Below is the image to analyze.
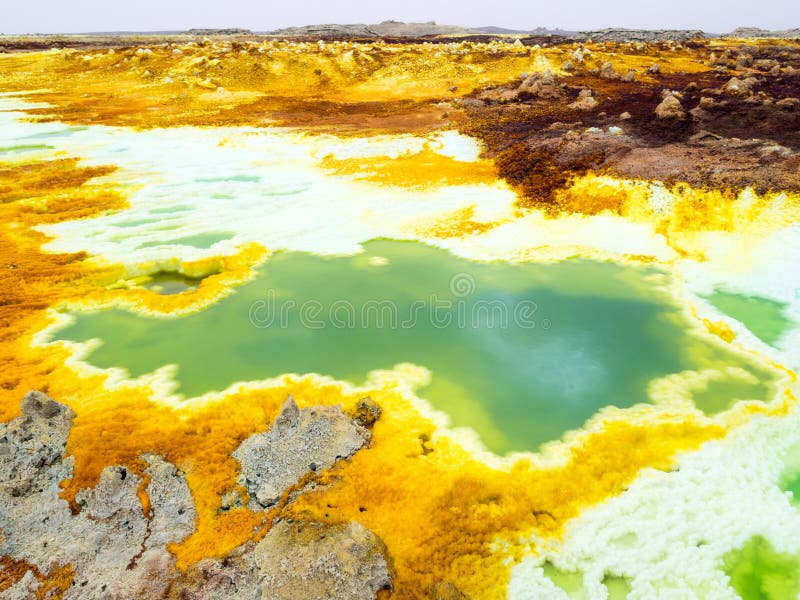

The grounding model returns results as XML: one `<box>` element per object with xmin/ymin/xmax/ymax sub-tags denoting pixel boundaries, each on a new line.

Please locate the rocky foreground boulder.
<box><xmin>0</xmin><ymin>391</ymin><xmax>390</xmax><ymax>599</ymax></box>
<box><xmin>233</xmin><ymin>395</ymin><xmax>371</xmax><ymax>509</ymax></box>
<box><xmin>0</xmin><ymin>391</ymin><xmax>195</xmax><ymax>599</ymax></box>
<box><xmin>255</xmin><ymin>520</ymin><xmax>392</xmax><ymax>599</ymax></box>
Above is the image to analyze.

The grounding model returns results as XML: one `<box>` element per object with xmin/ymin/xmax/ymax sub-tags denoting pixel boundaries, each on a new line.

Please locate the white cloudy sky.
<box><xmin>1</xmin><ymin>0</ymin><xmax>796</xmax><ymax>34</ymax></box>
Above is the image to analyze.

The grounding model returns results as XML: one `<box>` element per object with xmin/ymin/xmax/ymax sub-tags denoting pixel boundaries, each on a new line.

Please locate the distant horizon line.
<box><xmin>0</xmin><ymin>20</ymin><xmax>798</xmax><ymax>37</ymax></box>
<box><xmin>5</xmin><ymin>24</ymin><xmax>800</xmax><ymax>37</ymax></box>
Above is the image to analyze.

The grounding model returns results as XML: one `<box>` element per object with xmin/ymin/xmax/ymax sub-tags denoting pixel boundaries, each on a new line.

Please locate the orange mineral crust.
<box><xmin>44</xmin><ymin>367</ymin><xmax>726</xmax><ymax>598</ymax></box>
<box><xmin>0</xmin><ymin>156</ymin><xmax>265</xmax><ymax>419</ymax></box>
<box><xmin>0</xmin><ymin>152</ymin><xmax>732</xmax><ymax>597</ymax></box>
<box><xmin>0</xmin><ymin>555</ymin><xmax>74</xmax><ymax>599</ymax></box>
<box><xmin>1</xmin><ymin>35</ymin><xmax>799</xmax><ymax>599</ymax></box>
<box><xmin>0</xmin><ymin>38</ymin><xmax>743</xmax><ymax>133</ymax></box>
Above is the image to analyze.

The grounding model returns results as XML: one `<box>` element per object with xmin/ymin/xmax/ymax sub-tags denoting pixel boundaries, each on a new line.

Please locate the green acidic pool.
<box><xmin>705</xmin><ymin>289</ymin><xmax>792</xmax><ymax>346</ymax></box>
<box><xmin>54</xmin><ymin>240</ymin><xmax>776</xmax><ymax>454</ymax></box>
<box><xmin>0</xmin><ymin>143</ymin><xmax>53</xmax><ymax>154</ymax></box>
<box><xmin>541</xmin><ymin>563</ymin><xmax>631</xmax><ymax>599</ymax></box>
<box><xmin>144</xmin><ymin>272</ymin><xmax>204</xmax><ymax>295</ymax></box>
<box><xmin>139</xmin><ymin>232</ymin><xmax>233</xmax><ymax>249</ymax></box>
<box><xmin>724</xmin><ymin>536</ymin><xmax>800</xmax><ymax>600</ymax></box>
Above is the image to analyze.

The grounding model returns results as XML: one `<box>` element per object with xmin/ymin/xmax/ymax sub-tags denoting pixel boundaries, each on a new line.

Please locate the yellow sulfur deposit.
<box><xmin>1</xmin><ymin>34</ymin><xmax>800</xmax><ymax>600</ymax></box>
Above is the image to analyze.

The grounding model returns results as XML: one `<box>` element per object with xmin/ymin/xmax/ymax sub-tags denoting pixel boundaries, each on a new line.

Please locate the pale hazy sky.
<box><xmin>1</xmin><ymin>0</ymin><xmax>796</xmax><ymax>35</ymax></box>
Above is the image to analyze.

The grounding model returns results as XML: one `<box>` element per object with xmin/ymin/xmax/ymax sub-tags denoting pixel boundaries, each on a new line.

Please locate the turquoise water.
<box><xmin>54</xmin><ymin>240</ymin><xmax>775</xmax><ymax>454</ymax></box>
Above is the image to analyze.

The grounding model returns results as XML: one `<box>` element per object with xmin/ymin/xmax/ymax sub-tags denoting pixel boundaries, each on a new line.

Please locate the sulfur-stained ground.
<box><xmin>1</xmin><ymin>33</ymin><xmax>799</xmax><ymax>599</ymax></box>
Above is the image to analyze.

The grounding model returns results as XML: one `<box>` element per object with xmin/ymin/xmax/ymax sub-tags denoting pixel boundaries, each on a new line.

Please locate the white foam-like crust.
<box><xmin>681</xmin><ymin>221</ymin><xmax>800</xmax><ymax>368</ymax></box>
<box><xmin>5</xmin><ymin>93</ymin><xmax>796</xmax><ymax>435</ymax></box>
<box><xmin>23</xmin><ymin>124</ymin><xmax>517</xmax><ymax>259</ymax></box>
<box><xmin>509</xmin><ymin>394</ymin><xmax>800</xmax><ymax>599</ymax></box>
<box><xmin>7</xmin><ymin>93</ymin><xmax>796</xmax><ymax>374</ymax></box>
<box><xmin>6</xmin><ymin>95</ymin><xmax>800</xmax><ymax>597</ymax></box>
<box><xmin>0</xmin><ymin>96</ymin><xmax>676</xmax><ymax>267</ymax></box>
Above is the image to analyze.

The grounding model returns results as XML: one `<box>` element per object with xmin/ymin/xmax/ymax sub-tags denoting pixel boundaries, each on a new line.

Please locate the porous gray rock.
<box><xmin>142</xmin><ymin>454</ymin><xmax>198</xmax><ymax>549</ymax></box>
<box><xmin>2</xmin><ymin>392</ymin><xmax>390</xmax><ymax>600</ymax></box>
<box><xmin>0</xmin><ymin>390</ymin><xmax>75</xmax><ymax>498</ymax></box>
<box><xmin>0</xmin><ymin>391</ymin><xmax>196</xmax><ymax>600</ymax></box>
<box><xmin>573</xmin><ymin>29</ymin><xmax>706</xmax><ymax>42</ymax></box>
<box><xmin>233</xmin><ymin>396</ymin><xmax>370</xmax><ymax>509</ymax></box>
<box><xmin>254</xmin><ymin>520</ymin><xmax>393</xmax><ymax>600</ymax></box>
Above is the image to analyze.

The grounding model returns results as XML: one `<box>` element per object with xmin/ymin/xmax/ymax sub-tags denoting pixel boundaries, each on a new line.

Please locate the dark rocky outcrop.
<box><xmin>267</xmin><ymin>20</ymin><xmax>471</xmax><ymax>39</ymax></box>
<box><xmin>727</xmin><ymin>27</ymin><xmax>800</xmax><ymax>39</ymax></box>
<box><xmin>459</xmin><ymin>42</ymin><xmax>800</xmax><ymax>211</ymax></box>
<box><xmin>574</xmin><ymin>28</ymin><xmax>707</xmax><ymax>42</ymax></box>
<box><xmin>185</xmin><ymin>29</ymin><xmax>252</xmax><ymax>36</ymax></box>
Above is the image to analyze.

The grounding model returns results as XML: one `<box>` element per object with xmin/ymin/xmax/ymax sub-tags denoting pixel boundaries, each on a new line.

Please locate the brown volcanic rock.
<box><xmin>254</xmin><ymin>520</ymin><xmax>393</xmax><ymax>600</ymax></box>
<box><xmin>428</xmin><ymin>581</ymin><xmax>471</xmax><ymax>599</ymax></box>
<box><xmin>608</xmin><ymin>138</ymin><xmax>800</xmax><ymax>192</ymax></box>
<box><xmin>167</xmin><ymin>543</ymin><xmax>261</xmax><ymax>600</ymax></box>
<box><xmin>655</xmin><ymin>94</ymin><xmax>686</xmax><ymax>119</ymax></box>
<box><xmin>517</xmin><ymin>71</ymin><xmax>565</xmax><ymax>100</ymax></box>
<box><xmin>170</xmin><ymin>519</ymin><xmax>394</xmax><ymax>600</ymax></box>
<box><xmin>459</xmin><ymin>45</ymin><xmax>800</xmax><ymax>211</ymax></box>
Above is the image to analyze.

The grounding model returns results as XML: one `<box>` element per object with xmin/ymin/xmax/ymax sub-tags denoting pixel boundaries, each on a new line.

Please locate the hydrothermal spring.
<box><xmin>53</xmin><ymin>239</ymin><xmax>777</xmax><ymax>454</ymax></box>
<box><xmin>2</xmin><ymin>84</ymin><xmax>800</xmax><ymax>599</ymax></box>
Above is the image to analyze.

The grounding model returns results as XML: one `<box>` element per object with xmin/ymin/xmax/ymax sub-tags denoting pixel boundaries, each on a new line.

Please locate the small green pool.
<box><xmin>705</xmin><ymin>289</ymin><xmax>792</xmax><ymax>346</ymax></box>
<box><xmin>724</xmin><ymin>536</ymin><xmax>800</xmax><ymax>600</ymax></box>
<box><xmin>54</xmin><ymin>240</ymin><xmax>776</xmax><ymax>454</ymax></box>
